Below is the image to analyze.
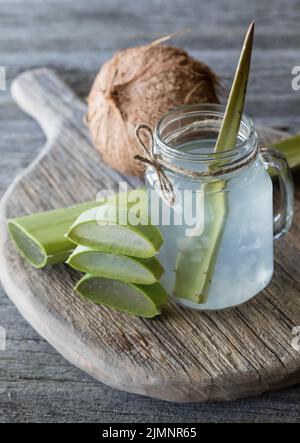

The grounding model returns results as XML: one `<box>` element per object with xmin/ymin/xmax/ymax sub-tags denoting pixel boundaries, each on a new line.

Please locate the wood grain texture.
<box><xmin>0</xmin><ymin>67</ymin><xmax>299</xmax><ymax>405</ymax></box>
<box><xmin>0</xmin><ymin>0</ymin><xmax>300</xmax><ymax>422</ymax></box>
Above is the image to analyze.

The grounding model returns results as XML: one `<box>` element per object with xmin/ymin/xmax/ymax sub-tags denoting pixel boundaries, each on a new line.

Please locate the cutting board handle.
<box><xmin>11</xmin><ymin>68</ymin><xmax>87</xmax><ymax>139</ymax></box>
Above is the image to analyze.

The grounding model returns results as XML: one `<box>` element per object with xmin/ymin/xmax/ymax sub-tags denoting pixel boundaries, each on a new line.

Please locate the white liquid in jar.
<box><xmin>146</xmin><ymin>139</ymin><xmax>273</xmax><ymax>310</ymax></box>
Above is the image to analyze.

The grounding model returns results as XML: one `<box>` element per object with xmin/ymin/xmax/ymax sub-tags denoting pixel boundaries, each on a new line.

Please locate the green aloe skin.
<box><xmin>7</xmin><ymin>189</ymin><xmax>150</xmax><ymax>268</ymax></box>
<box><xmin>67</xmin><ymin>202</ymin><xmax>168</xmax><ymax>316</ymax></box>
<box><xmin>67</xmin><ymin>245</ymin><xmax>164</xmax><ymax>285</ymax></box>
<box><xmin>175</xmin><ymin>22</ymin><xmax>255</xmax><ymax>304</ymax></box>
<box><xmin>66</xmin><ymin>204</ymin><xmax>163</xmax><ymax>259</ymax></box>
<box><xmin>75</xmin><ymin>275</ymin><xmax>168</xmax><ymax>318</ymax></box>
<box><xmin>214</xmin><ymin>22</ymin><xmax>255</xmax><ymax>152</ymax></box>
<box><xmin>274</xmin><ymin>134</ymin><xmax>300</xmax><ymax>170</ymax></box>
<box><xmin>8</xmin><ymin>189</ymin><xmax>169</xmax><ymax>317</ymax></box>
<box><xmin>8</xmin><ymin>200</ymin><xmax>101</xmax><ymax>268</ymax></box>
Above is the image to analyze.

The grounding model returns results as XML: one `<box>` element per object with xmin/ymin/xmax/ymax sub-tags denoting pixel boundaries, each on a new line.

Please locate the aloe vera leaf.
<box><xmin>7</xmin><ymin>188</ymin><xmax>148</xmax><ymax>268</ymax></box>
<box><xmin>67</xmin><ymin>245</ymin><xmax>164</xmax><ymax>285</ymax></box>
<box><xmin>215</xmin><ymin>21</ymin><xmax>255</xmax><ymax>151</ymax></box>
<box><xmin>75</xmin><ymin>275</ymin><xmax>168</xmax><ymax>318</ymax></box>
<box><xmin>175</xmin><ymin>181</ymin><xmax>227</xmax><ymax>302</ymax></box>
<box><xmin>273</xmin><ymin>134</ymin><xmax>300</xmax><ymax>169</ymax></box>
<box><xmin>174</xmin><ymin>23</ymin><xmax>254</xmax><ymax>303</ymax></box>
<box><xmin>67</xmin><ymin>205</ymin><xmax>163</xmax><ymax>258</ymax></box>
<box><xmin>8</xmin><ymin>200</ymin><xmax>101</xmax><ymax>268</ymax></box>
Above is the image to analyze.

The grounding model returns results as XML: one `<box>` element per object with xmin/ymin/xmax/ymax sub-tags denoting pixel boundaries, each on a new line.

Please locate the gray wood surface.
<box><xmin>0</xmin><ymin>0</ymin><xmax>300</xmax><ymax>423</ymax></box>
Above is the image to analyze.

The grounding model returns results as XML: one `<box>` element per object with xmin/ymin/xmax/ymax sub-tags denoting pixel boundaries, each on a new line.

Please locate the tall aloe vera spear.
<box><xmin>175</xmin><ymin>22</ymin><xmax>255</xmax><ymax>303</ymax></box>
<box><xmin>215</xmin><ymin>22</ymin><xmax>255</xmax><ymax>151</ymax></box>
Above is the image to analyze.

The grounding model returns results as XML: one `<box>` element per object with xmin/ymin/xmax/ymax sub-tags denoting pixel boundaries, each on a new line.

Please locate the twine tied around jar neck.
<box><xmin>134</xmin><ymin>124</ymin><xmax>176</xmax><ymax>205</ymax></box>
<box><xmin>134</xmin><ymin>124</ymin><xmax>260</xmax><ymax>206</ymax></box>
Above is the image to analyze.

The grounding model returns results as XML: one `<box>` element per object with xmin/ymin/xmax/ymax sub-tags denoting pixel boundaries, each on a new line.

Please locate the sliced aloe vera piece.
<box><xmin>174</xmin><ymin>23</ymin><xmax>254</xmax><ymax>303</ymax></box>
<box><xmin>75</xmin><ymin>275</ymin><xmax>168</xmax><ymax>318</ymax></box>
<box><xmin>7</xmin><ymin>200</ymin><xmax>100</xmax><ymax>268</ymax></box>
<box><xmin>67</xmin><ymin>206</ymin><xmax>163</xmax><ymax>258</ymax></box>
<box><xmin>67</xmin><ymin>245</ymin><xmax>164</xmax><ymax>284</ymax></box>
<box><xmin>8</xmin><ymin>189</ymin><xmax>148</xmax><ymax>268</ymax></box>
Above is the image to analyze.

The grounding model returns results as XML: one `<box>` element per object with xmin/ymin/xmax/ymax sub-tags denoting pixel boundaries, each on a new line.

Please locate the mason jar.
<box><xmin>145</xmin><ymin>104</ymin><xmax>294</xmax><ymax>310</ymax></box>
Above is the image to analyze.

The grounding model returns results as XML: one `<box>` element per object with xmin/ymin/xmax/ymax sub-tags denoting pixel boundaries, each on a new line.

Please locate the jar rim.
<box><xmin>154</xmin><ymin>103</ymin><xmax>257</xmax><ymax>165</ymax></box>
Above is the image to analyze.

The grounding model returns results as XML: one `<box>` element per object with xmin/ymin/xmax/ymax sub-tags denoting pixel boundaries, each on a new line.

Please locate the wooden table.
<box><xmin>0</xmin><ymin>0</ymin><xmax>299</xmax><ymax>423</ymax></box>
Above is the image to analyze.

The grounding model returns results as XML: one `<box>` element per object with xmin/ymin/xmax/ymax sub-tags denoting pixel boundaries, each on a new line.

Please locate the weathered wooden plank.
<box><xmin>1</xmin><ymin>373</ymin><xmax>299</xmax><ymax>423</ymax></box>
<box><xmin>1</xmin><ymin>0</ymin><xmax>300</xmax><ymax>52</ymax></box>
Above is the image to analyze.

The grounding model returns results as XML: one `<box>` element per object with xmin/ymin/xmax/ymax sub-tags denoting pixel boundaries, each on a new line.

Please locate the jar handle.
<box><xmin>259</xmin><ymin>147</ymin><xmax>294</xmax><ymax>240</ymax></box>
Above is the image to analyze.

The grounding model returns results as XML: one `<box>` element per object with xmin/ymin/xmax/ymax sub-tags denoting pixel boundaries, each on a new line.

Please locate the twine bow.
<box><xmin>135</xmin><ymin>123</ymin><xmax>260</xmax><ymax>206</ymax></box>
<box><xmin>134</xmin><ymin>124</ymin><xmax>175</xmax><ymax>205</ymax></box>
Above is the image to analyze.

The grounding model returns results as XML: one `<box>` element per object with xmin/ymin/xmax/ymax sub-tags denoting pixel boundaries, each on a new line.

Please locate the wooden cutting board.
<box><xmin>0</xmin><ymin>68</ymin><xmax>300</xmax><ymax>403</ymax></box>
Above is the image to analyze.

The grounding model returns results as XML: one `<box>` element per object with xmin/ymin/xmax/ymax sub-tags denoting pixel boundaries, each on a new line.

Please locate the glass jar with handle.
<box><xmin>144</xmin><ymin>104</ymin><xmax>294</xmax><ymax>310</ymax></box>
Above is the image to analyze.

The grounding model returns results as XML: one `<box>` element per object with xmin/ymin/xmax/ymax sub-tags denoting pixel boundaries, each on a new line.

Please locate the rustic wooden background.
<box><xmin>0</xmin><ymin>0</ymin><xmax>300</xmax><ymax>423</ymax></box>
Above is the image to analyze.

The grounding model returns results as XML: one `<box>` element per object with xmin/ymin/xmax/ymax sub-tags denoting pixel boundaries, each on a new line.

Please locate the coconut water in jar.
<box><xmin>145</xmin><ymin>104</ymin><xmax>293</xmax><ymax>310</ymax></box>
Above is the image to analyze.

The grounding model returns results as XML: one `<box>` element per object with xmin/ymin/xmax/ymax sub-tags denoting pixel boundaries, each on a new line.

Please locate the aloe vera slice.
<box><xmin>174</xmin><ymin>23</ymin><xmax>254</xmax><ymax>303</ymax></box>
<box><xmin>67</xmin><ymin>206</ymin><xmax>163</xmax><ymax>258</ymax></box>
<box><xmin>8</xmin><ymin>189</ymin><xmax>149</xmax><ymax>268</ymax></box>
<box><xmin>67</xmin><ymin>245</ymin><xmax>164</xmax><ymax>284</ymax></box>
<box><xmin>7</xmin><ymin>200</ymin><xmax>100</xmax><ymax>268</ymax></box>
<box><xmin>75</xmin><ymin>275</ymin><xmax>168</xmax><ymax>318</ymax></box>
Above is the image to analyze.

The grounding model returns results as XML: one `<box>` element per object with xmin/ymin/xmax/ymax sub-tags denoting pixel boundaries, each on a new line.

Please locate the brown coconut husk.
<box><xmin>86</xmin><ymin>42</ymin><xmax>221</xmax><ymax>176</ymax></box>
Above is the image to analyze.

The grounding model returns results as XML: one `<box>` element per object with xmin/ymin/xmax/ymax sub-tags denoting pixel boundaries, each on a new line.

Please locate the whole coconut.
<box><xmin>87</xmin><ymin>43</ymin><xmax>220</xmax><ymax>176</ymax></box>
